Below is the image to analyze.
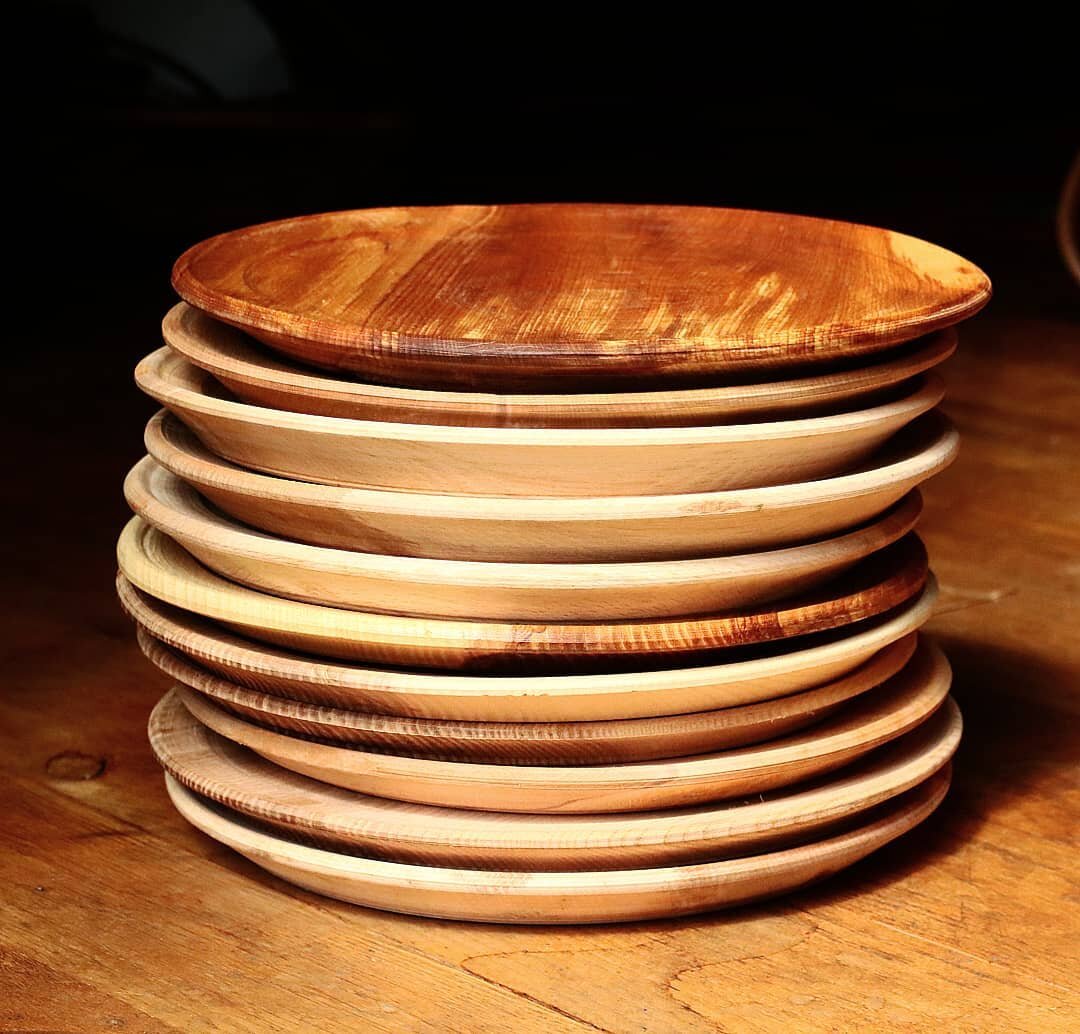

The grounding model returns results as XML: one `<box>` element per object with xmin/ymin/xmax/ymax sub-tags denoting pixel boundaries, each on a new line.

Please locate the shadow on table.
<box><xmin>405</xmin><ymin>633</ymin><xmax>1077</xmax><ymax>937</ymax></box>
<box><xmin>606</xmin><ymin>632</ymin><xmax>1078</xmax><ymax>937</ymax></box>
<box><xmin>203</xmin><ymin>634</ymin><xmax>1077</xmax><ymax>939</ymax></box>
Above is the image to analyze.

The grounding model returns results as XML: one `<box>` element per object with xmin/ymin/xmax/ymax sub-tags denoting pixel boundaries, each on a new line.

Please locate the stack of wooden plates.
<box><xmin>119</xmin><ymin>204</ymin><xmax>989</xmax><ymax>923</ymax></box>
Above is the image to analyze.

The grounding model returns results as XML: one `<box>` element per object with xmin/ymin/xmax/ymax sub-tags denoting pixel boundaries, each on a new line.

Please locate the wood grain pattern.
<box><xmin>118</xmin><ymin>575</ymin><xmax>937</xmax><ymax>720</ymax></box>
<box><xmin>146</xmin><ymin>408</ymin><xmax>958</xmax><ymax>561</ymax></box>
<box><xmin>163</xmin><ymin>767</ymin><xmax>952</xmax><ymax>922</ymax></box>
<box><xmin>6</xmin><ymin>302</ymin><xmax>1075</xmax><ymax>1032</ymax></box>
<box><xmin>116</xmin><ymin>519</ymin><xmax>929</xmax><ymax>672</ymax></box>
<box><xmin>163</xmin><ymin>302</ymin><xmax>958</xmax><ymax>427</ymax></box>
<box><xmin>125</xmin><ymin>457</ymin><xmax>921</xmax><ymax>621</ymax></box>
<box><xmin>139</xmin><ymin>628</ymin><xmax>917</xmax><ymax>763</ymax></box>
<box><xmin>170</xmin><ymin>638</ymin><xmax>951</xmax><ymax>812</ymax></box>
<box><xmin>149</xmin><ymin>690</ymin><xmax>960</xmax><ymax>869</ymax></box>
<box><xmin>170</xmin><ymin>204</ymin><xmax>990</xmax><ymax>390</ymax></box>
<box><xmin>136</xmin><ymin>347</ymin><xmax>944</xmax><ymax>496</ymax></box>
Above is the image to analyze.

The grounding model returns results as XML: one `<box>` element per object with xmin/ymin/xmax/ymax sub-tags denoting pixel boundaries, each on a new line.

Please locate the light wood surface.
<box><xmin>125</xmin><ymin>457</ymin><xmax>921</xmax><ymax>621</ymax></box>
<box><xmin>117</xmin><ymin>519</ymin><xmax>928</xmax><ymax>672</ymax></box>
<box><xmin>6</xmin><ymin>305</ymin><xmax>1077</xmax><ymax>1030</ymax></box>
<box><xmin>171</xmin><ymin>638</ymin><xmax>951</xmax><ymax>812</ymax></box>
<box><xmin>118</xmin><ymin>576</ymin><xmax>937</xmax><ymax>720</ymax></box>
<box><xmin>163</xmin><ymin>302</ymin><xmax>958</xmax><ymax>427</ymax></box>
<box><xmin>139</xmin><ymin>629</ymin><xmax>917</xmax><ymax>762</ymax></box>
<box><xmin>163</xmin><ymin>767</ymin><xmax>952</xmax><ymax>922</ymax></box>
<box><xmin>136</xmin><ymin>347</ymin><xmax>943</xmax><ymax>496</ymax></box>
<box><xmin>146</xmin><ymin>408</ymin><xmax>958</xmax><ymax>561</ymax></box>
<box><xmin>170</xmin><ymin>204</ymin><xmax>990</xmax><ymax>389</ymax></box>
<box><xmin>150</xmin><ymin>690</ymin><xmax>960</xmax><ymax>869</ymax></box>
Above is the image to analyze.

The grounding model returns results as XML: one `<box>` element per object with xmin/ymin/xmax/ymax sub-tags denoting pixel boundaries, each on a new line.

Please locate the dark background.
<box><xmin>12</xmin><ymin>1</ymin><xmax>1079</xmax><ymax>577</ymax></box>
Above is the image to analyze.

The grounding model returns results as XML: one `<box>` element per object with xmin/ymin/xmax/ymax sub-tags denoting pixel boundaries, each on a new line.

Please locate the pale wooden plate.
<box><xmin>145</xmin><ymin>409</ymin><xmax>957</xmax><ymax>562</ymax></box>
<box><xmin>116</xmin><ymin>519</ymin><xmax>928</xmax><ymax>672</ymax></box>
<box><xmin>163</xmin><ymin>302</ymin><xmax>957</xmax><ymax>427</ymax></box>
<box><xmin>163</xmin><ymin>765</ymin><xmax>951</xmax><ymax>921</ymax></box>
<box><xmin>125</xmin><ymin>457</ymin><xmax>921</xmax><ymax>621</ymax></box>
<box><xmin>117</xmin><ymin>575</ymin><xmax>938</xmax><ymax>720</ymax></box>
<box><xmin>170</xmin><ymin>637</ymin><xmax>951</xmax><ymax>812</ymax></box>
<box><xmin>170</xmin><ymin>203</ymin><xmax>989</xmax><ymax>390</ymax></box>
<box><xmin>139</xmin><ymin>629</ymin><xmax>916</xmax><ymax>763</ymax></box>
<box><xmin>135</xmin><ymin>348</ymin><xmax>943</xmax><ymax>496</ymax></box>
<box><xmin>151</xmin><ymin>688</ymin><xmax>960</xmax><ymax>869</ymax></box>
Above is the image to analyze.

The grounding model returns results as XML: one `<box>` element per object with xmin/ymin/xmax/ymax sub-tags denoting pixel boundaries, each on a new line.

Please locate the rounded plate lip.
<box><xmin>124</xmin><ymin>455</ymin><xmax>922</xmax><ymax>588</ymax></box>
<box><xmin>164</xmin><ymin>636</ymin><xmax>952</xmax><ymax>811</ymax></box>
<box><xmin>138</xmin><ymin>627</ymin><xmax>916</xmax><ymax>749</ymax></box>
<box><xmin>162</xmin><ymin>301</ymin><xmax>959</xmax><ymax>425</ymax></box>
<box><xmin>115</xmin><ymin>573</ymin><xmax>940</xmax><ymax>718</ymax></box>
<box><xmin>175</xmin><ymin>638</ymin><xmax>951</xmax><ymax>783</ymax></box>
<box><xmin>149</xmin><ymin>687</ymin><xmax>960</xmax><ymax>860</ymax></box>
<box><xmin>170</xmin><ymin>203</ymin><xmax>990</xmax><ymax>372</ymax></box>
<box><xmin>115</xmin><ymin>517</ymin><xmax>928</xmax><ymax>668</ymax></box>
<box><xmin>144</xmin><ymin>408</ymin><xmax>959</xmax><ymax>521</ymax></box>
<box><xmin>136</xmin><ymin>346</ymin><xmax>946</xmax><ymax>447</ymax></box>
<box><xmin>162</xmin><ymin>764</ymin><xmax>951</xmax><ymax>920</ymax></box>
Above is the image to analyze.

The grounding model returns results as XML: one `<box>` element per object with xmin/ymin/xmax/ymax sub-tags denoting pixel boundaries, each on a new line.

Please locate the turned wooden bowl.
<box><xmin>118</xmin><ymin>575</ymin><xmax>937</xmax><ymax>720</ymax></box>
<box><xmin>163</xmin><ymin>765</ymin><xmax>951</xmax><ymax>921</ymax></box>
<box><xmin>124</xmin><ymin>457</ymin><xmax>920</xmax><ymax>621</ymax></box>
<box><xmin>165</xmin><ymin>637</ymin><xmax>952</xmax><ymax>811</ymax></box>
<box><xmin>135</xmin><ymin>348</ymin><xmax>944</xmax><ymax>497</ymax></box>
<box><xmin>163</xmin><ymin>302</ymin><xmax>958</xmax><ymax>428</ymax></box>
<box><xmin>116</xmin><ymin>518</ymin><xmax>928</xmax><ymax>672</ymax></box>
<box><xmin>170</xmin><ymin>203</ymin><xmax>989</xmax><ymax>391</ymax></box>
<box><xmin>150</xmin><ymin>688</ymin><xmax>960</xmax><ymax>869</ymax></box>
<box><xmin>145</xmin><ymin>409</ymin><xmax>958</xmax><ymax>562</ymax></box>
<box><xmin>140</xmin><ymin>627</ymin><xmax>916</xmax><ymax>763</ymax></box>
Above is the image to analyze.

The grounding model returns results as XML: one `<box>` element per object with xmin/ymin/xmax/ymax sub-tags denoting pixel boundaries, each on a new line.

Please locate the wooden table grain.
<box><xmin>1</xmin><ymin>310</ymin><xmax>1078</xmax><ymax>1032</ymax></box>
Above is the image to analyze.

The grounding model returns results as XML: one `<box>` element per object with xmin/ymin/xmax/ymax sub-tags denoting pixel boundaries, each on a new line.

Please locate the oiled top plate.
<box><xmin>116</xmin><ymin>518</ymin><xmax>928</xmax><ymax>672</ymax></box>
<box><xmin>149</xmin><ymin>687</ymin><xmax>960</xmax><ymax>869</ymax></box>
<box><xmin>164</xmin><ymin>766</ymin><xmax>951</xmax><ymax>922</ymax></box>
<box><xmin>171</xmin><ymin>204</ymin><xmax>990</xmax><ymax>389</ymax></box>
<box><xmin>168</xmin><ymin>637</ymin><xmax>952</xmax><ymax>813</ymax></box>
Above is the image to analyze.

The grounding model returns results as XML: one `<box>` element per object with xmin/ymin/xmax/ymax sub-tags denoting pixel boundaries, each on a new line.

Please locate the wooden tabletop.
<box><xmin>2</xmin><ymin>307</ymin><xmax>1077</xmax><ymax>1031</ymax></box>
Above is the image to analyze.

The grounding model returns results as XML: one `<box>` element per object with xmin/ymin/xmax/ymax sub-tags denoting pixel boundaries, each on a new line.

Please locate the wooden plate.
<box><xmin>169</xmin><ymin>637</ymin><xmax>952</xmax><ymax>812</ymax></box>
<box><xmin>118</xmin><ymin>575</ymin><xmax>937</xmax><ymax>720</ymax></box>
<box><xmin>135</xmin><ymin>348</ymin><xmax>944</xmax><ymax>496</ymax></box>
<box><xmin>163</xmin><ymin>302</ymin><xmax>958</xmax><ymax>427</ymax></box>
<box><xmin>139</xmin><ymin>629</ymin><xmax>917</xmax><ymax>763</ymax></box>
<box><xmin>116</xmin><ymin>519</ymin><xmax>928</xmax><ymax>672</ymax></box>
<box><xmin>146</xmin><ymin>409</ymin><xmax>958</xmax><ymax>562</ymax></box>
<box><xmin>125</xmin><ymin>457</ymin><xmax>920</xmax><ymax>621</ymax></box>
<box><xmin>163</xmin><ymin>766</ymin><xmax>951</xmax><ymax>921</ymax></box>
<box><xmin>150</xmin><ymin>689</ymin><xmax>960</xmax><ymax>868</ymax></box>
<box><xmin>170</xmin><ymin>204</ymin><xmax>989</xmax><ymax>390</ymax></box>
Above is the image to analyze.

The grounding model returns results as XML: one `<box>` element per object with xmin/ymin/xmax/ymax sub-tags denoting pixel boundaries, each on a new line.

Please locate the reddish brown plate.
<box><xmin>172</xmin><ymin>204</ymin><xmax>990</xmax><ymax>389</ymax></box>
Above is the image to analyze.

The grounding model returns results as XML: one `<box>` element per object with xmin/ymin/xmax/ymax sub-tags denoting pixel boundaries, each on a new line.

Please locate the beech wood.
<box><xmin>150</xmin><ymin>690</ymin><xmax>960</xmax><ymax>870</ymax></box>
<box><xmin>163</xmin><ymin>767</ymin><xmax>951</xmax><ymax>921</ymax></box>
<box><xmin>163</xmin><ymin>302</ymin><xmax>958</xmax><ymax>427</ymax></box>
<box><xmin>170</xmin><ymin>638</ymin><xmax>951</xmax><ymax>812</ymax></box>
<box><xmin>140</xmin><ymin>629</ymin><xmax>916</xmax><ymax>763</ymax></box>
<box><xmin>146</xmin><ymin>408</ymin><xmax>958</xmax><ymax>561</ymax></box>
<box><xmin>116</xmin><ymin>519</ymin><xmax>929</xmax><ymax>672</ymax></box>
<box><xmin>117</xmin><ymin>575</ymin><xmax>937</xmax><ymax>720</ymax></box>
<box><xmin>125</xmin><ymin>457</ymin><xmax>920</xmax><ymax>621</ymax></box>
<box><xmin>135</xmin><ymin>348</ymin><xmax>943</xmax><ymax>496</ymax></box>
